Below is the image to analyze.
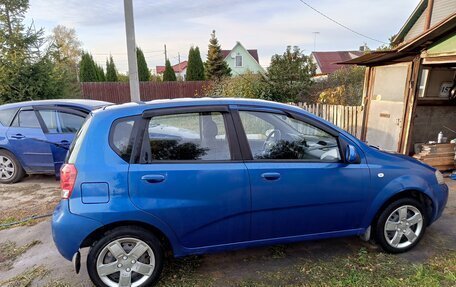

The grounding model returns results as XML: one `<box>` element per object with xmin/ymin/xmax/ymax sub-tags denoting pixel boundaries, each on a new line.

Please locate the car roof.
<box><xmin>0</xmin><ymin>99</ymin><xmax>112</xmax><ymax>111</ymax></box>
<box><xmin>102</xmin><ymin>97</ymin><xmax>306</xmax><ymax>114</ymax></box>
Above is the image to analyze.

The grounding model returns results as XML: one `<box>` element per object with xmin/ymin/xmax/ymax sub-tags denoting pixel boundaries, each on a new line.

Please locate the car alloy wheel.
<box><xmin>0</xmin><ymin>155</ymin><xmax>15</xmax><ymax>180</ymax></box>
<box><xmin>96</xmin><ymin>237</ymin><xmax>155</xmax><ymax>287</ymax></box>
<box><xmin>383</xmin><ymin>205</ymin><xmax>423</xmax><ymax>249</ymax></box>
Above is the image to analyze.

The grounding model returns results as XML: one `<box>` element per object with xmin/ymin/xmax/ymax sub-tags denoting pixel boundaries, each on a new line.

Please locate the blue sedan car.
<box><xmin>0</xmin><ymin>99</ymin><xmax>111</xmax><ymax>183</ymax></box>
<box><xmin>52</xmin><ymin>98</ymin><xmax>448</xmax><ymax>287</ymax></box>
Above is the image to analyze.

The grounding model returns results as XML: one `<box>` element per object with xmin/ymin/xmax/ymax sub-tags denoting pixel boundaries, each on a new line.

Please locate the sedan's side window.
<box><xmin>11</xmin><ymin>110</ymin><xmax>41</xmax><ymax>128</ymax></box>
<box><xmin>145</xmin><ymin>112</ymin><xmax>231</xmax><ymax>161</ymax></box>
<box><xmin>38</xmin><ymin>110</ymin><xmax>86</xmax><ymax>134</ymax></box>
<box><xmin>239</xmin><ymin>111</ymin><xmax>341</xmax><ymax>162</ymax></box>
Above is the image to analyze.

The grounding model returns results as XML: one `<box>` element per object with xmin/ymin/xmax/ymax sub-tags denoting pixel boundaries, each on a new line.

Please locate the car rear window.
<box><xmin>0</xmin><ymin>108</ymin><xmax>18</xmax><ymax>126</ymax></box>
<box><xmin>67</xmin><ymin>115</ymin><xmax>93</xmax><ymax>164</ymax></box>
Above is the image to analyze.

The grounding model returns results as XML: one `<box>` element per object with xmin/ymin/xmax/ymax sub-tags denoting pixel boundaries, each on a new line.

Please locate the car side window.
<box><xmin>0</xmin><ymin>108</ymin><xmax>18</xmax><ymax>126</ymax></box>
<box><xmin>238</xmin><ymin>111</ymin><xmax>341</xmax><ymax>162</ymax></box>
<box><xmin>58</xmin><ymin>111</ymin><xmax>86</xmax><ymax>133</ymax></box>
<box><xmin>144</xmin><ymin>112</ymin><xmax>231</xmax><ymax>161</ymax></box>
<box><xmin>111</xmin><ymin>119</ymin><xmax>135</xmax><ymax>162</ymax></box>
<box><xmin>11</xmin><ymin>110</ymin><xmax>40</xmax><ymax>128</ymax></box>
<box><xmin>38</xmin><ymin>110</ymin><xmax>86</xmax><ymax>134</ymax></box>
<box><xmin>38</xmin><ymin>110</ymin><xmax>59</xmax><ymax>133</ymax></box>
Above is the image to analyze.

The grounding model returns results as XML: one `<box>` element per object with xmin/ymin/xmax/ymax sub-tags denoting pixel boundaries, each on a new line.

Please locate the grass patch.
<box><xmin>0</xmin><ymin>217</ymin><xmax>38</xmax><ymax>231</ymax></box>
<box><xmin>0</xmin><ymin>265</ymin><xmax>48</xmax><ymax>287</ymax></box>
<box><xmin>157</xmin><ymin>256</ymin><xmax>214</xmax><ymax>287</ymax></box>
<box><xmin>0</xmin><ymin>240</ymin><xmax>41</xmax><ymax>270</ymax></box>
<box><xmin>228</xmin><ymin>248</ymin><xmax>456</xmax><ymax>287</ymax></box>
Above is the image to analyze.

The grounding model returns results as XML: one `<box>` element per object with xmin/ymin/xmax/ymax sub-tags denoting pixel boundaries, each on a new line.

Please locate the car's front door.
<box><xmin>233</xmin><ymin>107</ymin><xmax>370</xmax><ymax>240</ymax></box>
<box><xmin>6</xmin><ymin>108</ymin><xmax>54</xmax><ymax>172</ymax></box>
<box><xmin>127</xmin><ymin>106</ymin><xmax>250</xmax><ymax>248</ymax></box>
<box><xmin>34</xmin><ymin>106</ymin><xmax>88</xmax><ymax>175</ymax></box>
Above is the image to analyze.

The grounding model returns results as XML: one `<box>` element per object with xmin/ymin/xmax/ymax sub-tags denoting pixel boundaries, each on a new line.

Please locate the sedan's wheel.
<box><xmin>88</xmin><ymin>227</ymin><xmax>164</xmax><ymax>287</ymax></box>
<box><xmin>375</xmin><ymin>198</ymin><xmax>427</xmax><ymax>253</ymax></box>
<box><xmin>0</xmin><ymin>150</ymin><xmax>25</xmax><ymax>184</ymax></box>
<box><xmin>0</xmin><ymin>155</ymin><xmax>15</xmax><ymax>180</ymax></box>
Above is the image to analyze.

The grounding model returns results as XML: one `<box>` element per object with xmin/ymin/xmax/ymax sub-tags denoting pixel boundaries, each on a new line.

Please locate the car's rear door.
<box><xmin>6</xmin><ymin>107</ymin><xmax>54</xmax><ymax>173</ymax></box>
<box><xmin>34</xmin><ymin>106</ymin><xmax>88</xmax><ymax>174</ymax></box>
<box><xmin>127</xmin><ymin>106</ymin><xmax>251</xmax><ymax>248</ymax></box>
<box><xmin>231</xmin><ymin>106</ymin><xmax>370</xmax><ymax>240</ymax></box>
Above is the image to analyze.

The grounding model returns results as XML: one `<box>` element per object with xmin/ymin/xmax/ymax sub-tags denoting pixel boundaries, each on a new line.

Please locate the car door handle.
<box><xmin>261</xmin><ymin>172</ymin><xmax>281</xmax><ymax>181</ymax></box>
<box><xmin>11</xmin><ymin>134</ymin><xmax>25</xmax><ymax>139</ymax></box>
<box><xmin>141</xmin><ymin>174</ymin><xmax>166</xmax><ymax>183</ymax></box>
<box><xmin>60</xmin><ymin>140</ymin><xmax>70</xmax><ymax>145</ymax></box>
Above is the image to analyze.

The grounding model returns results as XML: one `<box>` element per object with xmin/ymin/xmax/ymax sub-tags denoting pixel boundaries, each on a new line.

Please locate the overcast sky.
<box><xmin>27</xmin><ymin>0</ymin><xmax>419</xmax><ymax>73</ymax></box>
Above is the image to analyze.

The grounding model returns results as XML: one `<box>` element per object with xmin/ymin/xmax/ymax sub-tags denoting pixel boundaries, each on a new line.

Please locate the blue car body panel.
<box><xmin>50</xmin><ymin>98</ymin><xmax>449</xmax><ymax>260</ymax></box>
<box><xmin>0</xmin><ymin>99</ymin><xmax>111</xmax><ymax>176</ymax></box>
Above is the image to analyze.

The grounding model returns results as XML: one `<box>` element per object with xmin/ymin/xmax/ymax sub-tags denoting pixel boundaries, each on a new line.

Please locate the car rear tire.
<box><xmin>87</xmin><ymin>226</ymin><xmax>164</xmax><ymax>287</ymax></box>
<box><xmin>0</xmin><ymin>150</ymin><xmax>25</xmax><ymax>184</ymax></box>
<box><xmin>375</xmin><ymin>198</ymin><xmax>427</xmax><ymax>253</ymax></box>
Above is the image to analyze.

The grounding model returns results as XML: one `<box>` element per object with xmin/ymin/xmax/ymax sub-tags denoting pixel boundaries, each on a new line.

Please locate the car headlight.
<box><xmin>435</xmin><ymin>170</ymin><xmax>445</xmax><ymax>185</ymax></box>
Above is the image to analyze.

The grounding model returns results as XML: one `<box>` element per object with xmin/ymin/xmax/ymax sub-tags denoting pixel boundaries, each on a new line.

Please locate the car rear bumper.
<box><xmin>52</xmin><ymin>201</ymin><xmax>103</xmax><ymax>261</ymax></box>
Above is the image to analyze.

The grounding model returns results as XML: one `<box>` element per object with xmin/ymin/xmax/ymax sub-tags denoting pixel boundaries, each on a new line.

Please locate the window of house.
<box><xmin>238</xmin><ymin>111</ymin><xmax>340</xmax><ymax>162</ymax></box>
<box><xmin>144</xmin><ymin>112</ymin><xmax>231</xmax><ymax>161</ymax></box>
<box><xmin>235</xmin><ymin>55</ymin><xmax>243</xmax><ymax>67</ymax></box>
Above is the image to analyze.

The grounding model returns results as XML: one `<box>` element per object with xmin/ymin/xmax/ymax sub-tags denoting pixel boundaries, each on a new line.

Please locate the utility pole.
<box><xmin>123</xmin><ymin>0</ymin><xmax>140</xmax><ymax>102</ymax></box>
<box><xmin>164</xmin><ymin>44</ymin><xmax>167</xmax><ymax>61</ymax></box>
<box><xmin>178</xmin><ymin>52</ymin><xmax>181</xmax><ymax>66</ymax></box>
<box><xmin>313</xmin><ymin>31</ymin><xmax>320</xmax><ymax>52</ymax></box>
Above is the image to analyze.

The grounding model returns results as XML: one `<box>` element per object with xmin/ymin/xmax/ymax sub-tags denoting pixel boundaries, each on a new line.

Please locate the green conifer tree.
<box><xmin>106</xmin><ymin>55</ymin><xmax>118</xmax><ymax>82</ymax></box>
<box><xmin>186</xmin><ymin>46</ymin><xmax>205</xmax><ymax>81</ymax></box>
<box><xmin>136</xmin><ymin>47</ymin><xmax>151</xmax><ymax>81</ymax></box>
<box><xmin>163</xmin><ymin>59</ymin><xmax>177</xmax><ymax>81</ymax></box>
<box><xmin>205</xmin><ymin>30</ymin><xmax>231</xmax><ymax>80</ymax></box>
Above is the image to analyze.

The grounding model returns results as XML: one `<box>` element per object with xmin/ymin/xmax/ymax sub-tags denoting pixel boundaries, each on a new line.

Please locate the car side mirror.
<box><xmin>345</xmin><ymin>145</ymin><xmax>360</xmax><ymax>164</ymax></box>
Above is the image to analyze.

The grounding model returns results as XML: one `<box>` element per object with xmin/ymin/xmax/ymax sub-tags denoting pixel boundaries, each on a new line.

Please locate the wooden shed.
<box><xmin>344</xmin><ymin>1</ymin><xmax>456</xmax><ymax>162</ymax></box>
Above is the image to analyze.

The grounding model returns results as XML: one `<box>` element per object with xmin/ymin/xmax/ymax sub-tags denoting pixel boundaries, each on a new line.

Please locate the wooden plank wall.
<box><xmin>80</xmin><ymin>81</ymin><xmax>208</xmax><ymax>104</ymax></box>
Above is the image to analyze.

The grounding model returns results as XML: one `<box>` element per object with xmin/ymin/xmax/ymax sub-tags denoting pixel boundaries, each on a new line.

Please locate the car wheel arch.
<box><xmin>0</xmin><ymin>147</ymin><xmax>26</xmax><ymax>167</ymax></box>
<box><xmin>80</xmin><ymin>220</ymin><xmax>174</xmax><ymax>256</ymax></box>
<box><xmin>371</xmin><ymin>189</ymin><xmax>433</xmax><ymax>231</ymax></box>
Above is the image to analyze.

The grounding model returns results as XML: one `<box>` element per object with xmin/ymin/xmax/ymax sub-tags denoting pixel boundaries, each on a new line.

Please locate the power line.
<box><xmin>296</xmin><ymin>0</ymin><xmax>387</xmax><ymax>44</ymax></box>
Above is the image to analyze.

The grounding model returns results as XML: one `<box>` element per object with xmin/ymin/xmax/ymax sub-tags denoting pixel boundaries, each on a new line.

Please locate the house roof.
<box><xmin>342</xmin><ymin>13</ymin><xmax>456</xmax><ymax>66</ymax></box>
<box><xmin>221</xmin><ymin>47</ymin><xmax>260</xmax><ymax>62</ymax></box>
<box><xmin>311</xmin><ymin>51</ymin><xmax>364</xmax><ymax>74</ymax></box>
<box><xmin>156</xmin><ymin>61</ymin><xmax>188</xmax><ymax>74</ymax></box>
<box><xmin>393</xmin><ymin>0</ymin><xmax>428</xmax><ymax>45</ymax></box>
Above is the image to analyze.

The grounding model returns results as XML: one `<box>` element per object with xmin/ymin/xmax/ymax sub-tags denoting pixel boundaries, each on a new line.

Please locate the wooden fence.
<box><xmin>80</xmin><ymin>81</ymin><xmax>207</xmax><ymax>104</ymax></box>
<box><xmin>292</xmin><ymin>102</ymin><xmax>363</xmax><ymax>138</ymax></box>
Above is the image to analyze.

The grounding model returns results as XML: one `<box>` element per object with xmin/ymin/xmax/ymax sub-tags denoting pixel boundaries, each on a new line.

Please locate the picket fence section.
<box><xmin>292</xmin><ymin>102</ymin><xmax>363</xmax><ymax>138</ymax></box>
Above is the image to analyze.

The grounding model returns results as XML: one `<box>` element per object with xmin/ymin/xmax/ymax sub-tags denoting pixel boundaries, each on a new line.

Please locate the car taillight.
<box><xmin>60</xmin><ymin>164</ymin><xmax>77</xmax><ymax>199</ymax></box>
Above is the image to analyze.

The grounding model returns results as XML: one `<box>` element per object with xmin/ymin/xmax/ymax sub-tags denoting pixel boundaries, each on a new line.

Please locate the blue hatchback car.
<box><xmin>52</xmin><ymin>98</ymin><xmax>448</xmax><ymax>287</ymax></box>
<box><xmin>0</xmin><ymin>99</ymin><xmax>111</xmax><ymax>184</ymax></box>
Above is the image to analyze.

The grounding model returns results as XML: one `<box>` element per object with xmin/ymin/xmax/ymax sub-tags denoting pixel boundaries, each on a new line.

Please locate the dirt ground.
<box><xmin>0</xmin><ymin>176</ymin><xmax>454</xmax><ymax>287</ymax></box>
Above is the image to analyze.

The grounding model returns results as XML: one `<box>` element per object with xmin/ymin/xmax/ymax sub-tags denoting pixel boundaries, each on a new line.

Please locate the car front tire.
<box><xmin>375</xmin><ymin>197</ymin><xmax>427</xmax><ymax>253</ymax></box>
<box><xmin>0</xmin><ymin>150</ymin><xmax>25</xmax><ymax>184</ymax></box>
<box><xmin>87</xmin><ymin>226</ymin><xmax>164</xmax><ymax>287</ymax></box>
